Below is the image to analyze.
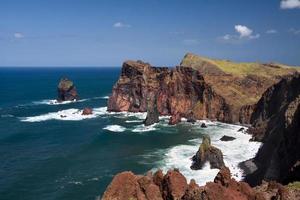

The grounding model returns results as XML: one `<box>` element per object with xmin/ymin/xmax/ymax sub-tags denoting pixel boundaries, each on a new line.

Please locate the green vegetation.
<box><xmin>287</xmin><ymin>182</ymin><xmax>300</xmax><ymax>189</ymax></box>
<box><xmin>181</xmin><ymin>53</ymin><xmax>299</xmax><ymax>78</ymax></box>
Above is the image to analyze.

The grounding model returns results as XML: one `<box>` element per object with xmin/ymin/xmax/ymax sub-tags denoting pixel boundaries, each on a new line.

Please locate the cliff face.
<box><xmin>245</xmin><ymin>73</ymin><xmax>300</xmax><ymax>185</ymax></box>
<box><xmin>108</xmin><ymin>60</ymin><xmax>231</xmax><ymax>122</ymax></box>
<box><xmin>101</xmin><ymin>167</ymin><xmax>299</xmax><ymax>200</ymax></box>
<box><xmin>108</xmin><ymin>54</ymin><xmax>297</xmax><ymax>124</ymax></box>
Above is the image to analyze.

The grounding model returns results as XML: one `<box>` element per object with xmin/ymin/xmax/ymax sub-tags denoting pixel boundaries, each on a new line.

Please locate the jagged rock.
<box><xmin>144</xmin><ymin>94</ymin><xmax>159</xmax><ymax>126</ymax></box>
<box><xmin>57</xmin><ymin>78</ymin><xmax>79</xmax><ymax>101</ymax></box>
<box><xmin>191</xmin><ymin>135</ymin><xmax>225</xmax><ymax>170</ymax></box>
<box><xmin>246</xmin><ymin>73</ymin><xmax>300</xmax><ymax>186</ymax></box>
<box><xmin>169</xmin><ymin>113</ymin><xmax>181</xmax><ymax>125</ymax></box>
<box><xmin>108</xmin><ymin>54</ymin><xmax>297</xmax><ymax>125</ymax></box>
<box><xmin>102</xmin><ymin>168</ymin><xmax>300</xmax><ymax>200</ymax></box>
<box><xmin>220</xmin><ymin>135</ymin><xmax>236</xmax><ymax>141</ymax></box>
<box><xmin>82</xmin><ymin>108</ymin><xmax>93</xmax><ymax>115</ymax></box>
<box><xmin>162</xmin><ymin>169</ymin><xmax>188</xmax><ymax>200</ymax></box>
<box><xmin>200</xmin><ymin>123</ymin><xmax>207</xmax><ymax>128</ymax></box>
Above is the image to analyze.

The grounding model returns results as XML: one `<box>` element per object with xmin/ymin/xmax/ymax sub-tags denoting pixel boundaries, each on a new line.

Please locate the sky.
<box><xmin>0</xmin><ymin>0</ymin><xmax>300</xmax><ymax>67</ymax></box>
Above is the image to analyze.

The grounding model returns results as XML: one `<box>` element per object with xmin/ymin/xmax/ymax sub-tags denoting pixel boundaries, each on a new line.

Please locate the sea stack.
<box><xmin>191</xmin><ymin>135</ymin><xmax>225</xmax><ymax>170</ymax></box>
<box><xmin>57</xmin><ymin>77</ymin><xmax>79</xmax><ymax>102</ymax></box>
<box><xmin>144</xmin><ymin>95</ymin><xmax>160</xmax><ymax>126</ymax></box>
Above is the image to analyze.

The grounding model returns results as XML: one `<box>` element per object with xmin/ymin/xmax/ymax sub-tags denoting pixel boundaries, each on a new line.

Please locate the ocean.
<box><xmin>0</xmin><ymin>67</ymin><xmax>261</xmax><ymax>200</ymax></box>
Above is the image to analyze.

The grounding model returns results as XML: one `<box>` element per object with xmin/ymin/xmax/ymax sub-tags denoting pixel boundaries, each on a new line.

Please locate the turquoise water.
<box><xmin>0</xmin><ymin>67</ymin><xmax>260</xmax><ymax>200</ymax></box>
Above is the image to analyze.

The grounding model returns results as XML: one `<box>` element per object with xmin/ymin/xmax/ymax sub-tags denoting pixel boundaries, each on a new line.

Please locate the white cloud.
<box><xmin>14</xmin><ymin>32</ymin><xmax>24</xmax><ymax>39</ymax></box>
<box><xmin>113</xmin><ymin>22</ymin><xmax>131</xmax><ymax>28</ymax></box>
<box><xmin>221</xmin><ymin>25</ymin><xmax>260</xmax><ymax>43</ymax></box>
<box><xmin>235</xmin><ymin>25</ymin><xmax>253</xmax><ymax>38</ymax></box>
<box><xmin>182</xmin><ymin>39</ymin><xmax>199</xmax><ymax>45</ymax></box>
<box><xmin>280</xmin><ymin>0</ymin><xmax>300</xmax><ymax>9</ymax></box>
<box><xmin>266</xmin><ymin>29</ymin><xmax>278</xmax><ymax>34</ymax></box>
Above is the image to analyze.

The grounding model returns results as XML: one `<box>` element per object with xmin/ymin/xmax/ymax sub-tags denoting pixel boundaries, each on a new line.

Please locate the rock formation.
<box><xmin>82</xmin><ymin>107</ymin><xmax>93</xmax><ymax>115</ymax></box>
<box><xmin>57</xmin><ymin>77</ymin><xmax>79</xmax><ymax>101</ymax></box>
<box><xmin>191</xmin><ymin>135</ymin><xmax>225</xmax><ymax>170</ymax></box>
<box><xmin>144</xmin><ymin>93</ymin><xmax>160</xmax><ymax>126</ymax></box>
<box><xmin>108</xmin><ymin>53</ymin><xmax>298</xmax><ymax>124</ymax></box>
<box><xmin>101</xmin><ymin>167</ymin><xmax>299</xmax><ymax>200</ymax></box>
<box><xmin>244</xmin><ymin>73</ymin><xmax>300</xmax><ymax>186</ymax></box>
<box><xmin>220</xmin><ymin>135</ymin><xmax>236</xmax><ymax>141</ymax></box>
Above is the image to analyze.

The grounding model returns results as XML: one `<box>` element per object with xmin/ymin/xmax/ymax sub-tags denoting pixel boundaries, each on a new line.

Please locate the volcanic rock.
<box><xmin>191</xmin><ymin>135</ymin><xmax>225</xmax><ymax>170</ymax></box>
<box><xmin>102</xmin><ymin>167</ymin><xmax>299</xmax><ymax>200</ymax></box>
<box><xmin>245</xmin><ymin>73</ymin><xmax>300</xmax><ymax>186</ymax></box>
<box><xmin>82</xmin><ymin>107</ymin><xmax>93</xmax><ymax>115</ymax></box>
<box><xmin>57</xmin><ymin>77</ymin><xmax>79</xmax><ymax>101</ymax></box>
<box><xmin>220</xmin><ymin>135</ymin><xmax>236</xmax><ymax>141</ymax></box>
<box><xmin>200</xmin><ymin>123</ymin><xmax>207</xmax><ymax>128</ymax></box>
<box><xmin>144</xmin><ymin>92</ymin><xmax>160</xmax><ymax>126</ymax></box>
<box><xmin>168</xmin><ymin>113</ymin><xmax>181</xmax><ymax>125</ymax></box>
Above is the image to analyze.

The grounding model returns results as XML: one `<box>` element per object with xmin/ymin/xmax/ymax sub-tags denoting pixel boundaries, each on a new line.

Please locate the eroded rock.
<box><xmin>57</xmin><ymin>77</ymin><xmax>79</xmax><ymax>101</ymax></box>
<box><xmin>191</xmin><ymin>135</ymin><xmax>225</xmax><ymax>170</ymax></box>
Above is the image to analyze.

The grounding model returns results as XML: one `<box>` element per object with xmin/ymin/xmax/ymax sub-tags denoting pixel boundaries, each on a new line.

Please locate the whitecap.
<box><xmin>125</xmin><ymin>120</ymin><xmax>143</xmax><ymax>123</ymax></box>
<box><xmin>32</xmin><ymin>99</ymin><xmax>87</xmax><ymax>106</ymax></box>
<box><xmin>21</xmin><ymin>107</ymin><xmax>107</xmax><ymax>122</ymax></box>
<box><xmin>103</xmin><ymin>125</ymin><xmax>126</xmax><ymax>132</ymax></box>
<box><xmin>132</xmin><ymin>124</ymin><xmax>157</xmax><ymax>133</ymax></box>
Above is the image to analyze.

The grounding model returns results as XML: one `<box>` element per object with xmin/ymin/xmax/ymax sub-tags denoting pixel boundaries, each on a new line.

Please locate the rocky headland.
<box><xmin>108</xmin><ymin>53</ymin><xmax>298</xmax><ymax>125</ymax></box>
<box><xmin>103</xmin><ymin>53</ymin><xmax>300</xmax><ymax>199</ymax></box>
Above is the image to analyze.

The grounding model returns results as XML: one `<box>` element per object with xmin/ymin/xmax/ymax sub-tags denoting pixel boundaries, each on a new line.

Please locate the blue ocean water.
<box><xmin>0</xmin><ymin>67</ymin><xmax>260</xmax><ymax>200</ymax></box>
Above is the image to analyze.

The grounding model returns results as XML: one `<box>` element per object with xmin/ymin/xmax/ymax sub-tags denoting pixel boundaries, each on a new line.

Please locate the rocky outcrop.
<box><xmin>144</xmin><ymin>93</ymin><xmax>160</xmax><ymax>126</ymax></box>
<box><xmin>108</xmin><ymin>60</ymin><xmax>231</xmax><ymax>123</ymax></box>
<box><xmin>220</xmin><ymin>135</ymin><xmax>236</xmax><ymax>141</ymax></box>
<box><xmin>101</xmin><ymin>167</ymin><xmax>299</xmax><ymax>200</ymax></box>
<box><xmin>108</xmin><ymin>54</ymin><xmax>297</xmax><ymax>124</ymax></box>
<box><xmin>82</xmin><ymin>107</ymin><xmax>93</xmax><ymax>115</ymax></box>
<box><xmin>245</xmin><ymin>73</ymin><xmax>300</xmax><ymax>186</ymax></box>
<box><xmin>191</xmin><ymin>135</ymin><xmax>225</xmax><ymax>170</ymax></box>
<box><xmin>57</xmin><ymin>78</ymin><xmax>79</xmax><ymax>101</ymax></box>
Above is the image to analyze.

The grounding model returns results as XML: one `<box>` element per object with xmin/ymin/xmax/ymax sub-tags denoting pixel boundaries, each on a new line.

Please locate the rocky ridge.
<box><xmin>108</xmin><ymin>53</ymin><xmax>298</xmax><ymax>124</ymax></box>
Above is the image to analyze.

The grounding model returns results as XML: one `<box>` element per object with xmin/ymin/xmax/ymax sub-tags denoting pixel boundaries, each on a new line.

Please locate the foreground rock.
<box><xmin>101</xmin><ymin>167</ymin><xmax>299</xmax><ymax>200</ymax></box>
<box><xmin>82</xmin><ymin>107</ymin><xmax>93</xmax><ymax>115</ymax></box>
<box><xmin>57</xmin><ymin>78</ymin><xmax>79</xmax><ymax>101</ymax></box>
<box><xmin>245</xmin><ymin>73</ymin><xmax>300</xmax><ymax>186</ymax></box>
<box><xmin>191</xmin><ymin>135</ymin><xmax>225</xmax><ymax>170</ymax></box>
<box><xmin>108</xmin><ymin>53</ymin><xmax>298</xmax><ymax>124</ymax></box>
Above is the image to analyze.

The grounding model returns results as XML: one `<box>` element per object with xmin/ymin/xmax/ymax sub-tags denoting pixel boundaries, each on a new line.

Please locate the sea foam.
<box><xmin>152</xmin><ymin>121</ymin><xmax>261</xmax><ymax>185</ymax></box>
<box><xmin>103</xmin><ymin>125</ymin><xmax>126</xmax><ymax>132</ymax></box>
<box><xmin>21</xmin><ymin>107</ymin><xmax>108</xmax><ymax>122</ymax></box>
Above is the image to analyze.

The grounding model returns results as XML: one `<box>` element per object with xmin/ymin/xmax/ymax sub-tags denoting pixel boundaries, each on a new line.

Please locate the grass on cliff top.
<box><xmin>181</xmin><ymin>53</ymin><xmax>299</xmax><ymax>78</ymax></box>
<box><xmin>287</xmin><ymin>182</ymin><xmax>300</xmax><ymax>189</ymax></box>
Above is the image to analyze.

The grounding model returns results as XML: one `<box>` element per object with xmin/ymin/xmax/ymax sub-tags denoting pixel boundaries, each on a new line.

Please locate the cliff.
<box><xmin>108</xmin><ymin>53</ymin><xmax>298</xmax><ymax>124</ymax></box>
<box><xmin>244</xmin><ymin>73</ymin><xmax>300</xmax><ymax>186</ymax></box>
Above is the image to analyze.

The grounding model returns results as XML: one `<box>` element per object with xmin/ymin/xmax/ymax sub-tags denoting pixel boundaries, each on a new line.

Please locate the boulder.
<box><xmin>57</xmin><ymin>77</ymin><xmax>79</xmax><ymax>101</ymax></box>
<box><xmin>201</xmin><ymin>123</ymin><xmax>207</xmax><ymax>128</ymax></box>
<box><xmin>191</xmin><ymin>135</ymin><xmax>225</xmax><ymax>170</ymax></box>
<box><xmin>220</xmin><ymin>135</ymin><xmax>236</xmax><ymax>141</ymax></box>
<box><xmin>169</xmin><ymin>113</ymin><xmax>181</xmax><ymax>125</ymax></box>
<box><xmin>82</xmin><ymin>107</ymin><xmax>93</xmax><ymax>115</ymax></box>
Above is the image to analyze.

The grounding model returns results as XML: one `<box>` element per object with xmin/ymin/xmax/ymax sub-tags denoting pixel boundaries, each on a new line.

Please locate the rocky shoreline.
<box><xmin>102</xmin><ymin>53</ymin><xmax>300</xmax><ymax>199</ymax></box>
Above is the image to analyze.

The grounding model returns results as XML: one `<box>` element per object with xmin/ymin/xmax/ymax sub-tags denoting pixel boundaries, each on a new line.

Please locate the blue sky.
<box><xmin>0</xmin><ymin>0</ymin><xmax>300</xmax><ymax>66</ymax></box>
